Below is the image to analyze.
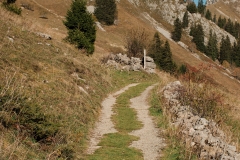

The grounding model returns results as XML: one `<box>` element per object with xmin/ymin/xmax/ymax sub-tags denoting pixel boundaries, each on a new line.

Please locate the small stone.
<box><xmin>188</xmin><ymin>127</ymin><xmax>195</xmax><ymax>136</ymax></box>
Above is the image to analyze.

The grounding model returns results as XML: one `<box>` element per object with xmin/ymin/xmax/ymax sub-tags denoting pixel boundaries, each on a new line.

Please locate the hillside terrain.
<box><xmin>1</xmin><ymin>0</ymin><xmax>240</xmax><ymax>159</ymax></box>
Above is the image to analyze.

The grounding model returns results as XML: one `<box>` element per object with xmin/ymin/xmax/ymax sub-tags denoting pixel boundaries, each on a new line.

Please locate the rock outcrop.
<box><xmin>162</xmin><ymin>81</ymin><xmax>240</xmax><ymax>159</ymax></box>
<box><xmin>127</xmin><ymin>0</ymin><xmax>236</xmax><ymax>45</ymax></box>
<box><xmin>105</xmin><ymin>53</ymin><xmax>156</xmax><ymax>73</ymax></box>
<box><xmin>206</xmin><ymin>0</ymin><xmax>218</xmax><ymax>5</ymax></box>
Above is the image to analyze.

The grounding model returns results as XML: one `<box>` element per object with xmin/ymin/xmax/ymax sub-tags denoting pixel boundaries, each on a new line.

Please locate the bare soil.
<box><xmin>86</xmin><ymin>83</ymin><xmax>138</xmax><ymax>154</ymax></box>
<box><xmin>129</xmin><ymin>84</ymin><xmax>165</xmax><ymax>160</ymax></box>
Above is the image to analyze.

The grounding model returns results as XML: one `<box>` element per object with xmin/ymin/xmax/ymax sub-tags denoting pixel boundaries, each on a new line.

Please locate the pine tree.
<box><xmin>213</xmin><ymin>14</ymin><xmax>217</xmax><ymax>23</ymax></box>
<box><xmin>148</xmin><ymin>32</ymin><xmax>163</xmax><ymax>61</ymax></box>
<box><xmin>225</xmin><ymin>18</ymin><xmax>233</xmax><ymax>35</ymax></box>
<box><xmin>172</xmin><ymin>17</ymin><xmax>182</xmax><ymax>42</ymax></box>
<box><xmin>64</xmin><ymin>0</ymin><xmax>96</xmax><ymax>54</ymax></box>
<box><xmin>206</xmin><ymin>30</ymin><xmax>218</xmax><ymax>60</ymax></box>
<box><xmin>182</xmin><ymin>11</ymin><xmax>189</xmax><ymax>28</ymax></box>
<box><xmin>94</xmin><ymin>0</ymin><xmax>117</xmax><ymax>25</ymax></box>
<box><xmin>187</xmin><ymin>2</ymin><xmax>197</xmax><ymax>14</ymax></box>
<box><xmin>161</xmin><ymin>41</ymin><xmax>176</xmax><ymax>73</ymax></box>
<box><xmin>217</xmin><ymin>16</ymin><xmax>224</xmax><ymax>28</ymax></box>
<box><xmin>198</xmin><ymin>0</ymin><xmax>206</xmax><ymax>15</ymax></box>
<box><xmin>233</xmin><ymin>41</ymin><xmax>240</xmax><ymax>67</ymax></box>
<box><xmin>219</xmin><ymin>36</ymin><xmax>232</xmax><ymax>63</ymax></box>
<box><xmin>205</xmin><ymin>9</ymin><xmax>212</xmax><ymax>20</ymax></box>
<box><xmin>191</xmin><ymin>24</ymin><xmax>205</xmax><ymax>53</ymax></box>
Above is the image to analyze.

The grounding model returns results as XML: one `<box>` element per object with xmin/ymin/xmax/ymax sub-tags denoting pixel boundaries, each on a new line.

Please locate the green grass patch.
<box><xmin>88</xmin><ymin>83</ymin><xmax>153</xmax><ymax>160</ymax></box>
<box><xmin>113</xmin><ymin>83</ymin><xmax>152</xmax><ymax>133</ymax></box>
<box><xmin>88</xmin><ymin>133</ymin><xmax>142</xmax><ymax>160</ymax></box>
<box><xmin>110</xmin><ymin>70</ymin><xmax>159</xmax><ymax>91</ymax></box>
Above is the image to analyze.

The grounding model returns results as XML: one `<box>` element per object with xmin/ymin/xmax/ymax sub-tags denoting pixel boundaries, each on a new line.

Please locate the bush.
<box><xmin>0</xmin><ymin>90</ymin><xmax>59</xmax><ymax>142</ymax></box>
<box><xmin>178</xmin><ymin>64</ymin><xmax>187</xmax><ymax>74</ymax></box>
<box><xmin>177</xmin><ymin>64</ymin><xmax>226</xmax><ymax>121</ymax></box>
<box><xmin>2</xmin><ymin>2</ymin><xmax>22</xmax><ymax>15</ymax></box>
<box><xmin>125</xmin><ymin>28</ymin><xmax>148</xmax><ymax>58</ymax></box>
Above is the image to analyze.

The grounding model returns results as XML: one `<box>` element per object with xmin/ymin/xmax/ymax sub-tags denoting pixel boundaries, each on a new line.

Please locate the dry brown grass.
<box><xmin>207</xmin><ymin>1</ymin><xmax>240</xmax><ymax>23</ymax></box>
<box><xmin>1</xmin><ymin>0</ymin><xmax>240</xmax><ymax>158</ymax></box>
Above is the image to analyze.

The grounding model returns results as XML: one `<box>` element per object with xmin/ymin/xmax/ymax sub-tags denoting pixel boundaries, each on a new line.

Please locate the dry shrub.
<box><xmin>124</xmin><ymin>28</ymin><xmax>149</xmax><ymax>59</ymax></box>
<box><xmin>178</xmin><ymin>63</ymin><xmax>229</xmax><ymax>122</ymax></box>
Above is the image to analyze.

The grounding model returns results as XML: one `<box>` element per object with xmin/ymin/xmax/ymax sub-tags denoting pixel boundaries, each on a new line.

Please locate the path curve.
<box><xmin>129</xmin><ymin>84</ymin><xmax>165</xmax><ymax>160</ymax></box>
<box><xmin>86</xmin><ymin>83</ymin><xmax>139</xmax><ymax>154</ymax></box>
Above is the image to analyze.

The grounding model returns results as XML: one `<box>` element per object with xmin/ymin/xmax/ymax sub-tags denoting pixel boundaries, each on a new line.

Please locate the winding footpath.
<box><xmin>129</xmin><ymin>85</ymin><xmax>165</xmax><ymax>159</ymax></box>
<box><xmin>86</xmin><ymin>83</ymin><xmax>139</xmax><ymax>154</ymax></box>
<box><xmin>87</xmin><ymin>83</ymin><xmax>164</xmax><ymax>159</ymax></box>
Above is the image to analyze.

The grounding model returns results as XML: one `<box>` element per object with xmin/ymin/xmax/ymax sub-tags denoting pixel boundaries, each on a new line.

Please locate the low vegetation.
<box><xmin>88</xmin><ymin>83</ymin><xmax>155</xmax><ymax>160</ymax></box>
<box><xmin>2</xmin><ymin>0</ymin><xmax>21</xmax><ymax>15</ymax></box>
<box><xmin>0</xmin><ymin>16</ymin><xmax>159</xmax><ymax>159</ymax></box>
<box><xmin>148</xmin><ymin>62</ymin><xmax>240</xmax><ymax>158</ymax></box>
<box><xmin>149</xmin><ymin>85</ymin><xmax>197</xmax><ymax>159</ymax></box>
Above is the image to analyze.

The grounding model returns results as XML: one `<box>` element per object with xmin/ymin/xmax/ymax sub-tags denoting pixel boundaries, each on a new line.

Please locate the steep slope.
<box><xmin>0</xmin><ymin>4</ymin><xmax>158</xmax><ymax>159</ymax></box>
<box><xmin>1</xmin><ymin>0</ymin><xmax>240</xmax><ymax>158</ymax></box>
<box><xmin>34</xmin><ymin>0</ymin><xmax>240</xmax><ymax>137</ymax></box>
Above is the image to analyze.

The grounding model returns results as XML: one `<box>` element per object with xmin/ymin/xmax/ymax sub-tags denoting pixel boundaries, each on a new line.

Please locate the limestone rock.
<box><xmin>162</xmin><ymin>81</ymin><xmax>240</xmax><ymax>159</ymax></box>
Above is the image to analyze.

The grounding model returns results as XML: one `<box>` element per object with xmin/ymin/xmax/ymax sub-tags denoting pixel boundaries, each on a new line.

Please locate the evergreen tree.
<box><xmin>148</xmin><ymin>32</ymin><xmax>163</xmax><ymax>61</ymax></box>
<box><xmin>198</xmin><ymin>0</ymin><xmax>206</xmax><ymax>15</ymax></box>
<box><xmin>233</xmin><ymin>42</ymin><xmax>240</xmax><ymax>67</ymax></box>
<box><xmin>205</xmin><ymin>9</ymin><xmax>212</xmax><ymax>20</ymax></box>
<box><xmin>213</xmin><ymin>14</ymin><xmax>217</xmax><ymax>23</ymax></box>
<box><xmin>187</xmin><ymin>2</ymin><xmax>197</xmax><ymax>14</ymax></box>
<box><xmin>94</xmin><ymin>0</ymin><xmax>117</xmax><ymax>25</ymax></box>
<box><xmin>206</xmin><ymin>30</ymin><xmax>218</xmax><ymax>60</ymax></box>
<box><xmin>217</xmin><ymin>16</ymin><xmax>224</xmax><ymax>28</ymax></box>
<box><xmin>233</xmin><ymin>22</ymin><xmax>240</xmax><ymax>39</ymax></box>
<box><xmin>64</xmin><ymin>0</ymin><xmax>96</xmax><ymax>54</ymax></box>
<box><xmin>172</xmin><ymin>17</ymin><xmax>182</xmax><ymax>42</ymax></box>
<box><xmin>182</xmin><ymin>11</ymin><xmax>189</xmax><ymax>28</ymax></box>
<box><xmin>219</xmin><ymin>36</ymin><xmax>232</xmax><ymax>63</ymax></box>
<box><xmin>161</xmin><ymin>41</ymin><xmax>177</xmax><ymax>73</ymax></box>
<box><xmin>191</xmin><ymin>24</ymin><xmax>205</xmax><ymax>53</ymax></box>
<box><xmin>225</xmin><ymin>18</ymin><xmax>233</xmax><ymax>35</ymax></box>
<box><xmin>148</xmin><ymin>33</ymin><xmax>176</xmax><ymax>74</ymax></box>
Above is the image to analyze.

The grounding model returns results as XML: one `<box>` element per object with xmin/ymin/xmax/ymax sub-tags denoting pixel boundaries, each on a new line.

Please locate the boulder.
<box><xmin>145</xmin><ymin>62</ymin><xmax>156</xmax><ymax>69</ymax></box>
<box><xmin>35</xmin><ymin>32</ymin><xmax>52</xmax><ymax>40</ymax></box>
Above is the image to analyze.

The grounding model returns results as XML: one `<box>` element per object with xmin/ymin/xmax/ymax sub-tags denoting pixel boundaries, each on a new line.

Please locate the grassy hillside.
<box><xmin>0</xmin><ymin>7</ymin><xmax>159</xmax><ymax>159</ymax></box>
<box><xmin>1</xmin><ymin>0</ymin><xmax>240</xmax><ymax>159</ymax></box>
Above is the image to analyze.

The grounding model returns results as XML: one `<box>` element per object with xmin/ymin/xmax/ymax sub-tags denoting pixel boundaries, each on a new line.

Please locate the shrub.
<box><xmin>178</xmin><ymin>64</ymin><xmax>187</xmax><ymax>74</ymax></box>
<box><xmin>0</xmin><ymin>89</ymin><xmax>59</xmax><ymax>142</ymax></box>
<box><xmin>2</xmin><ymin>2</ymin><xmax>22</xmax><ymax>15</ymax></box>
<box><xmin>177</xmin><ymin>64</ymin><xmax>226</xmax><ymax>122</ymax></box>
<box><xmin>6</xmin><ymin>0</ymin><xmax>16</xmax><ymax>4</ymax></box>
<box><xmin>125</xmin><ymin>28</ymin><xmax>148</xmax><ymax>58</ymax></box>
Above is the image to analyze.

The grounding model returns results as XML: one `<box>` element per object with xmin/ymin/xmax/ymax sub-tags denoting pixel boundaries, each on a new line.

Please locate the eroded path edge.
<box><xmin>86</xmin><ymin>83</ymin><xmax>139</xmax><ymax>154</ymax></box>
<box><xmin>129</xmin><ymin>84</ymin><xmax>165</xmax><ymax>160</ymax></box>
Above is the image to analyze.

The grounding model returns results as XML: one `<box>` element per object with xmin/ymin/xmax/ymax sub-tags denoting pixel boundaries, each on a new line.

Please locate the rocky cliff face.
<box><xmin>127</xmin><ymin>0</ymin><xmax>236</xmax><ymax>45</ymax></box>
<box><xmin>206</xmin><ymin>0</ymin><xmax>218</xmax><ymax>5</ymax></box>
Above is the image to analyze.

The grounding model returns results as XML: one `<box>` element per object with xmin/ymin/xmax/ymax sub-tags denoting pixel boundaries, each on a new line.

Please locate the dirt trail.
<box><xmin>129</xmin><ymin>84</ymin><xmax>165</xmax><ymax>160</ymax></box>
<box><xmin>86</xmin><ymin>83</ymin><xmax>139</xmax><ymax>154</ymax></box>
